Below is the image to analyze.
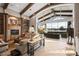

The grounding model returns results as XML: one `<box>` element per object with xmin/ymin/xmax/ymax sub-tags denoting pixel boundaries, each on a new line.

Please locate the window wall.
<box><xmin>46</xmin><ymin>22</ymin><xmax>67</xmax><ymax>29</ymax></box>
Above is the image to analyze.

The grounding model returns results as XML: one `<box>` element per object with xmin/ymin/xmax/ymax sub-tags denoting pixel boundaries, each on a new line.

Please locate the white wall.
<box><xmin>74</xmin><ymin>4</ymin><xmax>79</xmax><ymax>37</ymax></box>
<box><xmin>7</xmin><ymin>26</ymin><xmax>21</xmax><ymax>41</ymax></box>
<box><xmin>74</xmin><ymin>3</ymin><xmax>79</xmax><ymax>55</ymax></box>
<box><xmin>30</xmin><ymin>17</ymin><xmax>36</xmax><ymax>31</ymax></box>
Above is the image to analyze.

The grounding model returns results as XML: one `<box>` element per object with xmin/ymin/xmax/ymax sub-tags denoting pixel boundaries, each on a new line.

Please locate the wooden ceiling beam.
<box><xmin>39</xmin><ymin>10</ymin><xmax>72</xmax><ymax>20</ymax></box>
<box><xmin>54</xmin><ymin>10</ymin><xmax>72</xmax><ymax>13</ymax></box>
<box><xmin>20</xmin><ymin>3</ymin><xmax>34</xmax><ymax>15</ymax></box>
<box><xmin>41</xmin><ymin>14</ymin><xmax>72</xmax><ymax>22</ymax></box>
<box><xmin>3</xmin><ymin>3</ymin><xmax>9</xmax><ymax>9</ymax></box>
<box><xmin>29</xmin><ymin>3</ymin><xmax>61</xmax><ymax>18</ymax></box>
<box><xmin>41</xmin><ymin>15</ymin><xmax>55</xmax><ymax>22</ymax></box>
<box><xmin>39</xmin><ymin>11</ymin><xmax>54</xmax><ymax>20</ymax></box>
<box><xmin>56</xmin><ymin>14</ymin><xmax>72</xmax><ymax>17</ymax></box>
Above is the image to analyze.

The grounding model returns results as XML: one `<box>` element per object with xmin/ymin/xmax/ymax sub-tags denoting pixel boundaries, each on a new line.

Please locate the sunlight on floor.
<box><xmin>34</xmin><ymin>38</ymin><xmax>75</xmax><ymax>56</ymax></box>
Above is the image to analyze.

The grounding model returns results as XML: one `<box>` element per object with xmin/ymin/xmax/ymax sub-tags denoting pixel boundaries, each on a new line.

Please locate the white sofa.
<box><xmin>15</xmin><ymin>38</ymin><xmax>29</xmax><ymax>55</ymax></box>
<box><xmin>0</xmin><ymin>43</ymin><xmax>8</xmax><ymax>55</ymax></box>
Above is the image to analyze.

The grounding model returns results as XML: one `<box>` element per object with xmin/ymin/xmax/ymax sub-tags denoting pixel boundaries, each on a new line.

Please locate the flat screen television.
<box><xmin>11</xmin><ymin>30</ymin><xmax>19</xmax><ymax>35</ymax></box>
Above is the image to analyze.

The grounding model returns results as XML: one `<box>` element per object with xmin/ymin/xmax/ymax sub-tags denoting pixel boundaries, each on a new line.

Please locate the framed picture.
<box><xmin>8</xmin><ymin>17</ymin><xmax>18</xmax><ymax>25</ymax></box>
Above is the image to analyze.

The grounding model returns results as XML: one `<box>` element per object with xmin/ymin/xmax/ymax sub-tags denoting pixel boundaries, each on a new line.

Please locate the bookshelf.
<box><xmin>22</xmin><ymin>19</ymin><xmax>30</xmax><ymax>33</ymax></box>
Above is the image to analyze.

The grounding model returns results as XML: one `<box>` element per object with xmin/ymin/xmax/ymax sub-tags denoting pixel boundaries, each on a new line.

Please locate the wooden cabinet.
<box><xmin>22</xmin><ymin>19</ymin><xmax>30</xmax><ymax>33</ymax></box>
<box><xmin>0</xmin><ymin>14</ymin><xmax>4</xmax><ymax>34</ymax></box>
<box><xmin>0</xmin><ymin>13</ymin><xmax>8</xmax><ymax>41</ymax></box>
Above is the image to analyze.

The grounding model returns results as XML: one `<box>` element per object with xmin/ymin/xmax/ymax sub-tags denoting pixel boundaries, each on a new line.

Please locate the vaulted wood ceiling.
<box><xmin>38</xmin><ymin>10</ymin><xmax>72</xmax><ymax>20</ymax></box>
<box><xmin>29</xmin><ymin>3</ymin><xmax>61</xmax><ymax>18</ymax></box>
<box><xmin>20</xmin><ymin>3</ymin><xmax>34</xmax><ymax>15</ymax></box>
<box><xmin>41</xmin><ymin>14</ymin><xmax>72</xmax><ymax>22</ymax></box>
<box><xmin>0</xmin><ymin>3</ymin><xmax>73</xmax><ymax>21</ymax></box>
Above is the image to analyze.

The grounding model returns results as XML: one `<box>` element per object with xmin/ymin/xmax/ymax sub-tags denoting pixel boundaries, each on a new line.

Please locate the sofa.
<box><xmin>15</xmin><ymin>38</ymin><xmax>29</xmax><ymax>55</ymax></box>
<box><xmin>0</xmin><ymin>40</ymin><xmax>8</xmax><ymax>55</ymax></box>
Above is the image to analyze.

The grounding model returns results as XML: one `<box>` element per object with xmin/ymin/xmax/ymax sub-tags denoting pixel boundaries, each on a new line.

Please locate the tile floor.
<box><xmin>34</xmin><ymin>38</ymin><xmax>76</xmax><ymax>56</ymax></box>
<box><xmin>1</xmin><ymin>37</ymin><xmax>76</xmax><ymax>56</ymax></box>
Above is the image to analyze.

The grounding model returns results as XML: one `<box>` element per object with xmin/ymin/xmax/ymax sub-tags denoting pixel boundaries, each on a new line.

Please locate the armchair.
<box><xmin>0</xmin><ymin>39</ymin><xmax>8</xmax><ymax>54</ymax></box>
